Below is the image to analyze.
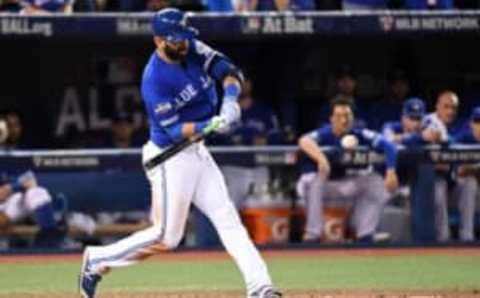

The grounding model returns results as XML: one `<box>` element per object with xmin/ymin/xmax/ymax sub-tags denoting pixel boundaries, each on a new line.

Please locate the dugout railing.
<box><xmin>1</xmin><ymin>144</ymin><xmax>479</xmax><ymax>245</ymax></box>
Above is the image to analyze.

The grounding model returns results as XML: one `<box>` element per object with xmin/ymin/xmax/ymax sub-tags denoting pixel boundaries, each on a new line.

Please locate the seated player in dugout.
<box><xmin>448</xmin><ymin>106</ymin><xmax>480</xmax><ymax>241</ymax></box>
<box><xmin>0</xmin><ymin>117</ymin><xmax>62</xmax><ymax>247</ymax></box>
<box><xmin>296</xmin><ymin>98</ymin><xmax>399</xmax><ymax>243</ymax></box>
<box><xmin>381</xmin><ymin>97</ymin><xmax>440</xmax><ymax>197</ymax></box>
<box><xmin>382</xmin><ymin>97</ymin><xmax>441</xmax><ymax>147</ymax></box>
<box><xmin>20</xmin><ymin>0</ymin><xmax>75</xmax><ymax>15</ymax></box>
<box><xmin>422</xmin><ymin>90</ymin><xmax>477</xmax><ymax>241</ymax></box>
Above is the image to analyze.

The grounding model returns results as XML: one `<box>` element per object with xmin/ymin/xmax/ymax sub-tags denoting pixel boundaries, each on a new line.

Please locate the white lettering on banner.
<box><xmin>116</xmin><ymin>18</ymin><xmax>151</xmax><ymax>35</ymax></box>
<box><xmin>284</xmin><ymin>16</ymin><xmax>314</xmax><ymax>34</ymax></box>
<box><xmin>243</xmin><ymin>16</ymin><xmax>314</xmax><ymax>35</ymax></box>
<box><xmin>55</xmin><ymin>87</ymin><xmax>86</xmax><ymax>136</ymax></box>
<box><xmin>55</xmin><ymin>86</ymin><xmax>146</xmax><ymax>137</ymax></box>
<box><xmin>89</xmin><ymin>89</ymin><xmax>111</xmax><ymax>130</ymax></box>
<box><xmin>380</xmin><ymin>16</ymin><xmax>480</xmax><ymax>32</ymax></box>
<box><xmin>115</xmin><ymin>87</ymin><xmax>143</xmax><ymax>128</ymax></box>
<box><xmin>33</xmin><ymin>156</ymin><xmax>100</xmax><ymax>168</ymax></box>
<box><xmin>0</xmin><ymin>18</ymin><xmax>52</xmax><ymax>37</ymax></box>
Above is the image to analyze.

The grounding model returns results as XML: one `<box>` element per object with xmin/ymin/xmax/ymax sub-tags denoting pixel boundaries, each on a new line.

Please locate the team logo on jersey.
<box><xmin>154</xmin><ymin>102</ymin><xmax>172</xmax><ymax>114</ymax></box>
<box><xmin>173</xmin><ymin>84</ymin><xmax>198</xmax><ymax>109</ymax></box>
<box><xmin>200</xmin><ymin>76</ymin><xmax>211</xmax><ymax>89</ymax></box>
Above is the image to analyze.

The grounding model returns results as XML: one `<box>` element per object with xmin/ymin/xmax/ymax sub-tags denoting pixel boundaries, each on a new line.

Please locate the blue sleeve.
<box><xmin>402</xmin><ymin>133</ymin><xmax>424</xmax><ymax>146</ymax></box>
<box><xmin>305</xmin><ymin>127</ymin><xmax>325</xmax><ymax>143</ymax></box>
<box><xmin>143</xmin><ymin>83</ymin><xmax>183</xmax><ymax>141</ymax></box>
<box><xmin>361</xmin><ymin>129</ymin><xmax>398</xmax><ymax>169</ymax></box>
<box><xmin>192</xmin><ymin>40</ymin><xmax>242</xmax><ymax>83</ymax></box>
<box><xmin>452</xmin><ymin>131</ymin><xmax>469</xmax><ymax>144</ymax></box>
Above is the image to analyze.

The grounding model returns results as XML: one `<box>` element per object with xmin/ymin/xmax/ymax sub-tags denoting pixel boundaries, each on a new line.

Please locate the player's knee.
<box><xmin>24</xmin><ymin>186</ymin><xmax>52</xmax><ymax>211</ymax></box>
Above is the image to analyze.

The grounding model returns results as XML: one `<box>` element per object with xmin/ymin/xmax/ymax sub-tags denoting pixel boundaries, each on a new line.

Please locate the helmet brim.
<box><xmin>163</xmin><ymin>26</ymin><xmax>198</xmax><ymax>42</ymax></box>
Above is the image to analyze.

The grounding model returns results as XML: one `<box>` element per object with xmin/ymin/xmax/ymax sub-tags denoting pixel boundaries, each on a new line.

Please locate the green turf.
<box><xmin>0</xmin><ymin>255</ymin><xmax>479</xmax><ymax>294</ymax></box>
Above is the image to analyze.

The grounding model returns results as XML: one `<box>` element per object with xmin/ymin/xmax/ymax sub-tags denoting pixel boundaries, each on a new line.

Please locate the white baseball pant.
<box><xmin>86</xmin><ymin>141</ymin><xmax>273</xmax><ymax>295</ymax></box>
<box><xmin>434</xmin><ymin>177</ymin><xmax>478</xmax><ymax>241</ymax></box>
<box><xmin>296</xmin><ymin>172</ymin><xmax>390</xmax><ymax>238</ymax></box>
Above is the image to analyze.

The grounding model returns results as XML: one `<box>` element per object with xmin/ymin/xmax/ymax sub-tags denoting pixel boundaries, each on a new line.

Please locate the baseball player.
<box><xmin>296</xmin><ymin>98</ymin><xmax>399</xmax><ymax>242</ymax></box>
<box><xmin>383</xmin><ymin>97</ymin><xmax>441</xmax><ymax>146</ymax></box>
<box><xmin>422</xmin><ymin>90</ymin><xmax>476</xmax><ymax>241</ymax></box>
<box><xmin>79</xmin><ymin>8</ymin><xmax>281</xmax><ymax>298</ymax></box>
<box><xmin>0</xmin><ymin>118</ymin><xmax>60</xmax><ymax>246</ymax></box>
<box><xmin>448</xmin><ymin>107</ymin><xmax>480</xmax><ymax>241</ymax></box>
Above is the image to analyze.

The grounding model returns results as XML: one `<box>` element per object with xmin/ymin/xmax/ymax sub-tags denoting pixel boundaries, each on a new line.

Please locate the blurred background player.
<box><xmin>422</xmin><ymin>90</ymin><xmax>476</xmax><ymax>241</ymax></box>
<box><xmin>1</xmin><ymin>110</ymin><xmax>26</xmax><ymax>150</ymax></box>
<box><xmin>221</xmin><ymin>78</ymin><xmax>282</xmax><ymax>207</ymax></box>
<box><xmin>0</xmin><ymin>117</ymin><xmax>62</xmax><ymax>247</ymax></box>
<box><xmin>383</xmin><ymin>97</ymin><xmax>440</xmax><ymax>146</ymax></box>
<box><xmin>449</xmin><ymin>107</ymin><xmax>480</xmax><ymax>241</ymax></box>
<box><xmin>79</xmin><ymin>8</ymin><xmax>281</xmax><ymax>298</ymax></box>
<box><xmin>20</xmin><ymin>0</ymin><xmax>75</xmax><ymax>14</ymax></box>
<box><xmin>296</xmin><ymin>98</ymin><xmax>399</xmax><ymax>242</ymax></box>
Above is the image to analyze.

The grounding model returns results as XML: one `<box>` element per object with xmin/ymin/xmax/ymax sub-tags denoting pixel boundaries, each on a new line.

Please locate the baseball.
<box><xmin>341</xmin><ymin>134</ymin><xmax>358</xmax><ymax>149</ymax></box>
<box><xmin>0</xmin><ymin>119</ymin><xmax>8</xmax><ymax>144</ymax></box>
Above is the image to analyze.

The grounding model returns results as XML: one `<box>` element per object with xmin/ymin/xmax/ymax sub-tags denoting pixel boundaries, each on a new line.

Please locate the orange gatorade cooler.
<box><xmin>241</xmin><ymin>207</ymin><xmax>298</xmax><ymax>244</ymax></box>
<box><xmin>241</xmin><ymin>204</ymin><xmax>350</xmax><ymax>244</ymax></box>
<box><xmin>321</xmin><ymin>207</ymin><xmax>351</xmax><ymax>242</ymax></box>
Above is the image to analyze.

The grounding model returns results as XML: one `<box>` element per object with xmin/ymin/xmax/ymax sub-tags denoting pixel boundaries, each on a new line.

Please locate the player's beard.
<box><xmin>164</xmin><ymin>44</ymin><xmax>187</xmax><ymax>62</ymax></box>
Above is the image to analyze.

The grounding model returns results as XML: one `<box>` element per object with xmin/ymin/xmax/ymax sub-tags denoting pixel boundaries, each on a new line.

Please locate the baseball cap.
<box><xmin>470</xmin><ymin>107</ymin><xmax>480</xmax><ymax>123</ymax></box>
<box><xmin>151</xmin><ymin>8</ymin><xmax>198</xmax><ymax>42</ymax></box>
<box><xmin>402</xmin><ymin>97</ymin><xmax>425</xmax><ymax>120</ymax></box>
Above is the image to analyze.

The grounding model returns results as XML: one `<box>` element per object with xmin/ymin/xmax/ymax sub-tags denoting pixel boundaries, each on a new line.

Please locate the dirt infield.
<box><xmin>1</xmin><ymin>247</ymin><xmax>480</xmax><ymax>264</ymax></box>
<box><xmin>2</xmin><ymin>289</ymin><xmax>480</xmax><ymax>298</ymax></box>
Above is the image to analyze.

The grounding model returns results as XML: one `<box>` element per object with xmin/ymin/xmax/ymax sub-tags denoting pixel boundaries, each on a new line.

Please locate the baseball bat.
<box><xmin>143</xmin><ymin>132</ymin><xmax>207</xmax><ymax>171</ymax></box>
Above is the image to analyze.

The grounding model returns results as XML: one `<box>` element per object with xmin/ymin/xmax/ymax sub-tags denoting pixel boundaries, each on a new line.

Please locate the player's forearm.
<box><xmin>298</xmin><ymin>136</ymin><xmax>328</xmax><ymax>165</ymax></box>
<box><xmin>164</xmin><ymin>122</ymin><xmax>204</xmax><ymax>141</ymax></box>
<box><xmin>377</xmin><ymin>137</ymin><xmax>398</xmax><ymax>169</ymax></box>
<box><xmin>402</xmin><ymin>133</ymin><xmax>423</xmax><ymax>146</ymax></box>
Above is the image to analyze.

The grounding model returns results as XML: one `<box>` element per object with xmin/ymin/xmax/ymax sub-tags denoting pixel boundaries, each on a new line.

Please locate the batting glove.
<box><xmin>219</xmin><ymin>100</ymin><xmax>241</xmax><ymax>127</ymax></box>
<box><xmin>203</xmin><ymin>116</ymin><xmax>229</xmax><ymax>134</ymax></box>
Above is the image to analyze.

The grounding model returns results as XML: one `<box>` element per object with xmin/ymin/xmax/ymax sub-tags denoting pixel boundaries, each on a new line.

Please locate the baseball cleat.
<box><xmin>249</xmin><ymin>286</ymin><xmax>283</xmax><ymax>298</ymax></box>
<box><xmin>79</xmin><ymin>249</ymin><xmax>102</xmax><ymax>298</ymax></box>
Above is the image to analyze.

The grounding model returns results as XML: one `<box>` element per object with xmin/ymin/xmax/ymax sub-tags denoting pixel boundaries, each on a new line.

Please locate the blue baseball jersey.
<box><xmin>300</xmin><ymin>125</ymin><xmax>397</xmax><ymax>178</ymax></box>
<box><xmin>231</xmin><ymin>102</ymin><xmax>280</xmax><ymax>145</ymax></box>
<box><xmin>382</xmin><ymin>121</ymin><xmax>425</xmax><ymax>146</ymax></box>
<box><xmin>454</xmin><ymin>127</ymin><xmax>479</xmax><ymax>144</ymax></box>
<box><xmin>141</xmin><ymin>40</ymin><xmax>220</xmax><ymax>148</ymax></box>
<box><xmin>22</xmin><ymin>0</ymin><xmax>74</xmax><ymax>11</ymax></box>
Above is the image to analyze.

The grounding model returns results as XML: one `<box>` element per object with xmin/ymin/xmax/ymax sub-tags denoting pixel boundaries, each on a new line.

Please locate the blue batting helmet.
<box><xmin>402</xmin><ymin>97</ymin><xmax>425</xmax><ymax>119</ymax></box>
<box><xmin>151</xmin><ymin>8</ymin><xmax>198</xmax><ymax>42</ymax></box>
